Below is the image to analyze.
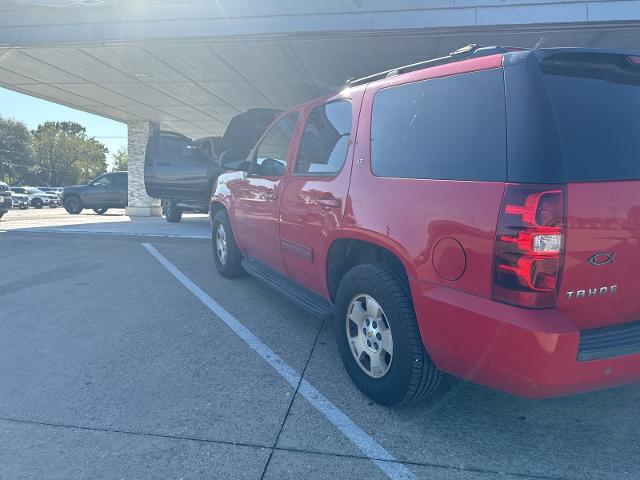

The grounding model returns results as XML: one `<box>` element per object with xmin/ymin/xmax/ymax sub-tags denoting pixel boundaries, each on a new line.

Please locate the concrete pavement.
<box><xmin>0</xmin><ymin>211</ymin><xmax>638</xmax><ymax>479</ymax></box>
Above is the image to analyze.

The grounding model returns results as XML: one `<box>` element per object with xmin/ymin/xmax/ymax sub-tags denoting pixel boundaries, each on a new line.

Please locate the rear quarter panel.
<box><xmin>344</xmin><ymin>55</ymin><xmax>506</xmax><ymax>298</ymax></box>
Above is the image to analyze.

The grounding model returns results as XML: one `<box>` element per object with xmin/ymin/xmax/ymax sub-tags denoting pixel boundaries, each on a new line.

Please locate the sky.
<box><xmin>0</xmin><ymin>87</ymin><xmax>127</xmax><ymax>169</ymax></box>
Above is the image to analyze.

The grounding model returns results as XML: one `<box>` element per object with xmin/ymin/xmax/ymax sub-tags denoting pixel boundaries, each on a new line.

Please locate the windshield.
<box><xmin>25</xmin><ymin>187</ymin><xmax>44</xmax><ymax>194</ymax></box>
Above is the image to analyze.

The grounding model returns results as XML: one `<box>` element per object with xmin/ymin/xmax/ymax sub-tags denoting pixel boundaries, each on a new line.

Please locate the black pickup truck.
<box><xmin>144</xmin><ymin>108</ymin><xmax>280</xmax><ymax>222</ymax></box>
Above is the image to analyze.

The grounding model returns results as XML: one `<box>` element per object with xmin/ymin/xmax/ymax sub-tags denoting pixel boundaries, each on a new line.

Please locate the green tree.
<box><xmin>110</xmin><ymin>147</ymin><xmax>128</xmax><ymax>172</ymax></box>
<box><xmin>31</xmin><ymin>121</ymin><xmax>108</xmax><ymax>186</ymax></box>
<box><xmin>0</xmin><ymin>116</ymin><xmax>33</xmax><ymax>184</ymax></box>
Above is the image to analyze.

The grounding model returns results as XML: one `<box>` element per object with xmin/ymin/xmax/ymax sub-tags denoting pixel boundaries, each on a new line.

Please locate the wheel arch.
<box><xmin>209</xmin><ymin>200</ymin><xmax>227</xmax><ymax>222</ymax></box>
<box><xmin>326</xmin><ymin>233</ymin><xmax>416</xmax><ymax>302</ymax></box>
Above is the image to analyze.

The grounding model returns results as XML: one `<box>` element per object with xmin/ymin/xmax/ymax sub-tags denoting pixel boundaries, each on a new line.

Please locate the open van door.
<box><xmin>144</xmin><ymin>131</ymin><xmax>210</xmax><ymax>201</ymax></box>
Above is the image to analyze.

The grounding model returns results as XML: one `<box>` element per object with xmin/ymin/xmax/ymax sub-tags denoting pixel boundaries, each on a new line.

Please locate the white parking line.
<box><xmin>142</xmin><ymin>243</ymin><xmax>417</xmax><ymax>480</ymax></box>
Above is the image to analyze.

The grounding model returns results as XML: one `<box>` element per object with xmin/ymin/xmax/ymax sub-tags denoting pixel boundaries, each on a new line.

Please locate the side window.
<box><xmin>157</xmin><ymin>134</ymin><xmax>188</xmax><ymax>157</ymax></box>
<box><xmin>253</xmin><ymin>112</ymin><xmax>299</xmax><ymax>177</ymax></box>
<box><xmin>199</xmin><ymin>140</ymin><xmax>213</xmax><ymax>160</ymax></box>
<box><xmin>113</xmin><ymin>173</ymin><xmax>128</xmax><ymax>186</ymax></box>
<box><xmin>371</xmin><ymin>69</ymin><xmax>506</xmax><ymax>181</ymax></box>
<box><xmin>92</xmin><ymin>175</ymin><xmax>113</xmax><ymax>187</ymax></box>
<box><xmin>295</xmin><ymin>100</ymin><xmax>352</xmax><ymax>176</ymax></box>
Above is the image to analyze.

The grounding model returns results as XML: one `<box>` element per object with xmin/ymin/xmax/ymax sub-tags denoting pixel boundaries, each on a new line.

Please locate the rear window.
<box><xmin>370</xmin><ymin>68</ymin><xmax>506</xmax><ymax>181</ymax></box>
<box><xmin>541</xmin><ymin>53</ymin><xmax>640</xmax><ymax>182</ymax></box>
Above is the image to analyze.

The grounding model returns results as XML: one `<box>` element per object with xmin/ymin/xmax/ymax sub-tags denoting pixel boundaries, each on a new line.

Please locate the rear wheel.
<box><xmin>334</xmin><ymin>263</ymin><xmax>443</xmax><ymax>406</ymax></box>
<box><xmin>163</xmin><ymin>199</ymin><xmax>183</xmax><ymax>223</ymax></box>
<box><xmin>93</xmin><ymin>208</ymin><xmax>108</xmax><ymax>215</ymax></box>
<box><xmin>63</xmin><ymin>196</ymin><xmax>83</xmax><ymax>214</ymax></box>
<box><xmin>32</xmin><ymin>198</ymin><xmax>43</xmax><ymax>209</ymax></box>
<box><xmin>0</xmin><ymin>211</ymin><xmax>4</xmax><ymax>219</ymax></box>
<box><xmin>212</xmin><ymin>209</ymin><xmax>243</xmax><ymax>277</ymax></box>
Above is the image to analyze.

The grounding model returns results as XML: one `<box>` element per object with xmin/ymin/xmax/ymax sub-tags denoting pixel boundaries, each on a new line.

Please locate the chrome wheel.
<box><xmin>216</xmin><ymin>223</ymin><xmax>228</xmax><ymax>265</ymax></box>
<box><xmin>346</xmin><ymin>294</ymin><xmax>393</xmax><ymax>379</ymax></box>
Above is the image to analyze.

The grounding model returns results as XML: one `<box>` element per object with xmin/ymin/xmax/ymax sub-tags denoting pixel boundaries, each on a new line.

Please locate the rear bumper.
<box><xmin>413</xmin><ymin>282</ymin><xmax>640</xmax><ymax>398</ymax></box>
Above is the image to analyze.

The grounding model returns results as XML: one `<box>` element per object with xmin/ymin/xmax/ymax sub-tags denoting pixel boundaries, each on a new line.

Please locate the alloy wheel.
<box><xmin>345</xmin><ymin>294</ymin><xmax>393</xmax><ymax>379</ymax></box>
<box><xmin>216</xmin><ymin>223</ymin><xmax>228</xmax><ymax>265</ymax></box>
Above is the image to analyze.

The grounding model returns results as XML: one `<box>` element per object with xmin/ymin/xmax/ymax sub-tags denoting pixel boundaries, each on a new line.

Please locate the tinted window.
<box><xmin>254</xmin><ymin>112</ymin><xmax>299</xmax><ymax>177</ymax></box>
<box><xmin>113</xmin><ymin>173</ymin><xmax>128</xmax><ymax>185</ymax></box>
<box><xmin>371</xmin><ymin>69</ymin><xmax>506</xmax><ymax>181</ymax></box>
<box><xmin>92</xmin><ymin>175</ymin><xmax>112</xmax><ymax>187</ymax></box>
<box><xmin>295</xmin><ymin>101</ymin><xmax>352</xmax><ymax>176</ymax></box>
<box><xmin>541</xmin><ymin>53</ymin><xmax>640</xmax><ymax>182</ymax></box>
<box><xmin>198</xmin><ymin>139</ymin><xmax>213</xmax><ymax>160</ymax></box>
<box><xmin>152</xmin><ymin>134</ymin><xmax>188</xmax><ymax>157</ymax></box>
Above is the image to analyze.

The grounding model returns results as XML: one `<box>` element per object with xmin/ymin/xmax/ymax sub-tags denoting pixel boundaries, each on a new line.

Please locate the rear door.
<box><xmin>144</xmin><ymin>131</ymin><xmax>209</xmax><ymax>201</ymax></box>
<box><xmin>513</xmin><ymin>51</ymin><xmax>640</xmax><ymax>330</ymax></box>
<box><xmin>279</xmin><ymin>96</ymin><xmax>360</xmax><ymax>295</ymax></box>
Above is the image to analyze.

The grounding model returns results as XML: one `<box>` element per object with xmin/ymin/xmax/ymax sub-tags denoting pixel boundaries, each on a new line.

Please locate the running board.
<box><xmin>241</xmin><ymin>257</ymin><xmax>334</xmax><ymax>320</ymax></box>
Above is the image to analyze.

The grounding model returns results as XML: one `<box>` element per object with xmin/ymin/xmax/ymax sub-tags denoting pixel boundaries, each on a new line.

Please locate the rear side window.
<box><xmin>541</xmin><ymin>53</ymin><xmax>640</xmax><ymax>182</ymax></box>
<box><xmin>148</xmin><ymin>134</ymin><xmax>188</xmax><ymax>157</ymax></box>
<box><xmin>113</xmin><ymin>173</ymin><xmax>128</xmax><ymax>185</ymax></box>
<box><xmin>295</xmin><ymin>100</ymin><xmax>352</xmax><ymax>176</ymax></box>
<box><xmin>371</xmin><ymin>69</ymin><xmax>506</xmax><ymax>181</ymax></box>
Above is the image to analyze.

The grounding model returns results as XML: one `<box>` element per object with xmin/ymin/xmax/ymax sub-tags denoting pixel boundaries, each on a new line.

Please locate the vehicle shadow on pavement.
<box><xmin>292</xmin><ymin>319</ymin><xmax>640</xmax><ymax>480</ymax></box>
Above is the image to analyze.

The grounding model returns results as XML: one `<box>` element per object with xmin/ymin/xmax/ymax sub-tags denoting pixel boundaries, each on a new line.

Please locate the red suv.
<box><xmin>210</xmin><ymin>46</ymin><xmax>640</xmax><ymax>405</ymax></box>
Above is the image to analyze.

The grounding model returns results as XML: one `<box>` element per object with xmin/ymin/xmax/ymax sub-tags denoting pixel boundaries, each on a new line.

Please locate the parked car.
<box><xmin>62</xmin><ymin>171</ymin><xmax>128</xmax><ymax>214</ymax></box>
<box><xmin>0</xmin><ymin>182</ymin><xmax>11</xmax><ymax>219</ymax></box>
<box><xmin>11</xmin><ymin>191</ymin><xmax>29</xmax><ymax>209</ymax></box>
<box><xmin>196</xmin><ymin>45</ymin><xmax>640</xmax><ymax>406</ymax></box>
<box><xmin>144</xmin><ymin>108</ymin><xmax>281</xmax><ymax>223</ymax></box>
<box><xmin>10</xmin><ymin>186</ymin><xmax>59</xmax><ymax>208</ymax></box>
<box><xmin>38</xmin><ymin>186</ymin><xmax>64</xmax><ymax>197</ymax></box>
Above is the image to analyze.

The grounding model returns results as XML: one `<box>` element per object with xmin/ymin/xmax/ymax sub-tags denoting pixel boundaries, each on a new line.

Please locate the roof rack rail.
<box><xmin>346</xmin><ymin>45</ymin><xmax>523</xmax><ymax>87</ymax></box>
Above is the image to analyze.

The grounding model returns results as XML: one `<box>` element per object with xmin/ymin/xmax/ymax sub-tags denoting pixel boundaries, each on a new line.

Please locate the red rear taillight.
<box><xmin>493</xmin><ymin>184</ymin><xmax>566</xmax><ymax>308</ymax></box>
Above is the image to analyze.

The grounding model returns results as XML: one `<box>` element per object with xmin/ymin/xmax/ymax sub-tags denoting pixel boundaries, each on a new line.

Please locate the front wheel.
<box><xmin>0</xmin><ymin>211</ymin><xmax>4</xmax><ymax>219</ymax></box>
<box><xmin>163</xmin><ymin>199</ymin><xmax>183</xmax><ymax>223</ymax></box>
<box><xmin>32</xmin><ymin>198</ymin><xmax>44</xmax><ymax>209</ymax></box>
<box><xmin>93</xmin><ymin>208</ymin><xmax>108</xmax><ymax>215</ymax></box>
<box><xmin>212</xmin><ymin>210</ymin><xmax>243</xmax><ymax>277</ymax></box>
<box><xmin>334</xmin><ymin>263</ymin><xmax>443</xmax><ymax>406</ymax></box>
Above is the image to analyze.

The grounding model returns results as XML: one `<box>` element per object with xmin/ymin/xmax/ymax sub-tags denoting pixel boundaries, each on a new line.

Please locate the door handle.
<box><xmin>318</xmin><ymin>197</ymin><xmax>341</xmax><ymax>209</ymax></box>
<box><xmin>266</xmin><ymin>189</ymin><xmax>278</xmax><ymax>201</ymax></box>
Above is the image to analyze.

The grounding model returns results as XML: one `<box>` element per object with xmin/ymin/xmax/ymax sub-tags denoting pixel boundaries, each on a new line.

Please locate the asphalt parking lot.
<box><xmin>1</xmin><ymin>209</ymin><xmax>639</xmax><ymax>479</ymax></box>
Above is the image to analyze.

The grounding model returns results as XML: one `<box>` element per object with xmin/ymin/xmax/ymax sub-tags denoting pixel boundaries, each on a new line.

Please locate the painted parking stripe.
<box><xmin>142</xmin><ymin>243</ymin><xmax>416</xmax><ymax>480</ymax></box>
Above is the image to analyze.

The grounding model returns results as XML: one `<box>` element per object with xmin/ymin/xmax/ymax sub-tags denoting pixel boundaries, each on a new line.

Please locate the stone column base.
<box><xmin>126</xmin><ymin>206</ymin><xmax>162</xmax><ymax>217</ymax></box>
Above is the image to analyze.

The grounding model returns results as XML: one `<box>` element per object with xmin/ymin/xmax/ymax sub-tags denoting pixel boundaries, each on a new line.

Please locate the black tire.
<box><xmin>334</xmin><ymin>263</ymin><xmax>443</xmax><ymax>406</ymax></box>
<box><xmin>0</xmin><ymin>211</ymin><xmax>4</xmax><ymax>219</ymax></box>
<box><xmin>32</xmin><ymin>198</ymin><xmax>44</xmax><ymax>209</ymax></box>
<box><xmin>63</xmin><ymin>196</ymin><xmax>83</xmax><ymax>214</ymax></box>
<box><xmin>163</xmin><ymin>199</ymin><xmax>183</xmax><ymax>223</ymax></box>
<box><xmin>93</xmin><ymin>208</ymin><xmax>108</xmax><ymax>215</ymax></box>
<box><xmin>212</xmin><ymin>209</ymin><xmax>243</xmax><ymax>277</ymax></box>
